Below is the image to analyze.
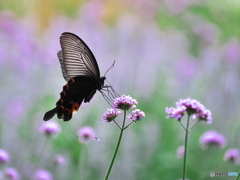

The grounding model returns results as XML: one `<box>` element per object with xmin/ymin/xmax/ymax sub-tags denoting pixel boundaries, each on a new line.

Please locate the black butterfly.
<box><xmin>43</xmin><ymin>32</ymin><xmax>107</xmax><ymax>121</ymax></box>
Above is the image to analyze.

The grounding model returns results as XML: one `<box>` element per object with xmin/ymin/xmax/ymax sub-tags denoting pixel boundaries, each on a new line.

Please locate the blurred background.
<box><xmin>0</xmin><ymin>0</ymin><xmax>240</xmax><ymax>179</ymax></box>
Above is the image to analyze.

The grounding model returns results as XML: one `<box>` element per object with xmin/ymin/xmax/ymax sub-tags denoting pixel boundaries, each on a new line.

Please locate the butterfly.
<box><xmin>43</xmin><ymin>32</ymin><xmax>107</xmax><ymax>121</ymax></box>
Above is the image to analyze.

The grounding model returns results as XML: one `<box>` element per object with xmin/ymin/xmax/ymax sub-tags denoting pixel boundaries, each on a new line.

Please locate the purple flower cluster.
<box><xmin>224</xmin><ymin>148</ymin><xmax>239</xmax><ymax>164</ymax></box>
<box><xmin>34</xmin><ymin>169</ymin><xmax>53</xmax><ymax>180</ymax></box>
<box><xmin>39</xmin><ymin>121</ymin><xmax>61</xmax><ymax>136</ymax></box>
<box><xmin>176</xmin><ymin>146</ymin><xmax>185</xmax><ymax>159</ymax></box>
<box><xmin>200</xmin><ymin>130</ymin><xmax>226</xmax><ymax>149</ymax></box>
<box><xmin>102</xmin><ymin>108</ymin><xmax>121</xmax><ymax>123</ymax></box>
<box><xmin>165</xmin><ymin>106</ymin><xmax>186</xmax><ymax>120</ymax></box>
<box><xmin>102</xmin><ymin>95</ymin><xmax>145</xmax><ymax>124</ymax></box>
<box><xmin>0</xmin><ymin>149</ymin><xmax>10</xmax><ymax>164</ymax></box>
<box><xmin>113</xmin><ymin>95</ymin><xmax>137</xmax><ymax>110</ymax></box>
<box><xmin>127</xmin><ymin>109</ymin><xmax>145</xmax><ymax>122</ymax></box>
<box><xmin>166</xmin><ymin>98</ymin><xmax>212</xmax><ymax>124</ymax></box>
<box><xmin>77</xmin><ymin>126</ymin><xmax>97</xmax><ymax>143</ymax></box>
<box><xmin>4</xmin><ymin>168</ymin><xmax>19</xmax><ymax>180</ymax></box>
<box><xmin>54</xmin><ymin>154</ymin><xmax>65</xmax><ymax>166</ymax></box>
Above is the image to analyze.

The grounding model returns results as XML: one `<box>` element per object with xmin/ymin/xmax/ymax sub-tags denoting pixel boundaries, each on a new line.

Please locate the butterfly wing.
<box><xmin>43</xmin><ymin>76</ymin><xmax>98</xmax><ymax>121</ymax></box>
<box><xmin>58</xmin><ymin>32</ymin><xmax>100</xmax><ymax>81</ymax></box>
<box><xmin>57</xmin><ymin>51</ymin><xmax>69</xmax><ymax>81</ymax></box>
<box><xmin>44</xmin><ymin>32</ymin><xmax>102</xmax><ymax>121</ymax></box>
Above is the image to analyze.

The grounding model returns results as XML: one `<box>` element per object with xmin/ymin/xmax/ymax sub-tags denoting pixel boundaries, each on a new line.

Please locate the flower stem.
<box><xmin>79</xmin><ymin>145</ymin><xmax>86</xmax><ymax>180</ymax></box>
<box><xmin>123</xmin><ymin>121</ymin><xmax>134</xmax><ymax>130</ymax></box>
<box><xmin>179</xmin><ymin>121</ymin><xmax>186</xmax><ymax>131</ymax></box>
<box><xmin>113</xmin><ymin>120</ymin><xmax>121</xmax><ymax>130</ymax></box>
<box><xmin>104</xmin><ymin>110</ymin><xmax>126</xmax><ymax>180</ymax></box>
<box><xmin>189</xmin><ymin>120</ymin><xmax>199</xmax><ymax>130</ymax></box>
<box><xmin>182</xmin><ymin>114</ymin><xmax>190</xmax><ymax>180</ymax></box>
<box><xmin>235</xmin><ymin>172</ymin><xmax>240</xmax><ymax>180</ymax></box>
<box><xmin>28</xmin><ymin>136</ymin><xmax>49</xmax><ymax>179</ymax></box>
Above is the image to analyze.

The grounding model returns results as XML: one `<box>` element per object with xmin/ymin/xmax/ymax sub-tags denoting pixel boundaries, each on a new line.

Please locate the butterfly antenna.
<box><xmin>104</xmin><ymin>61</ymin><xmax>115</xmax><ymax>77</ymax></box>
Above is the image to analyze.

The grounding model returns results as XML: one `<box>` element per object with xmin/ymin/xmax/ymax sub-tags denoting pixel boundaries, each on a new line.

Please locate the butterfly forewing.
<box><xmin>60</xmin><ymin>33</ymin><xmax>100</xmax><ymax>79</ymax></box>
<box><xmin>57</xmin><ymin>51</ymin><xmax>69</xmax><ymax>81</ymax></box>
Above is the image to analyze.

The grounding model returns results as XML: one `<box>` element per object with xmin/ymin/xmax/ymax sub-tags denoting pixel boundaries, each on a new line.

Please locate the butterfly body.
<box><xmin>44</xmin><ymin>32</ymin><xmax>105</xmax><ymax>121</ymax></box>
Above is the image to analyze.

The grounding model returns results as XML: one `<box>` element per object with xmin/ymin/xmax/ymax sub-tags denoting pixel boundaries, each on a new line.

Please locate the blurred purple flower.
<box><xmin>200</xmin><ymin>131</ymin><xmax>226</xmax><ymax>149</ymax></box>
<box><xmin>0</xmin><ymin>11</ymin><xmax>39</xmax><ymax>73</ymax></box>
<box><xmin>164</xmin><ymin>0</ymin><xmax>200</xmax><ymax>15</ymax></box>
<box><xmin>80</xmin><ymin>0</ymin><xmax>104</xmax><ymax>24</ymax></box>
<box><xmin>4</xmin><ymin>168</ymin><xmax>19</xmax><ymax>180</ymax></box>
<box><xmin>223</xmin><ymin>39</ymin><xmax>240</xmax><ymax>63</ymax></box>
<box><xmin>34</xmin><ymin>169</ymin><xmax>52</xmax><ymax>180</ymax></box>
<box><xmin>0</xmin><ymin>11</ymin><xmax>18</xmax><ymax>37</ymax></box>
<box><xmin>5</xmin><ymin>98</ymin><xmax>25</xmax><ymax>121</ymax></box>
<box><xmin>193</xmin><ymin>22</ymin><xmax>219</xmax><ymax>43</ymax></box>
<box><xmin>176</xmin><ymin>57</ymin><xmax>197</xmax><ymax>78</ymax></box>
<box><xmin>114</xmin><ymin>95</ymin><xmax>137</xmax><ymax>110</ymax></box>
<box><xmin>77</xmin><ymin>126</ymin><xmax>97</xmax><ymax>143</ymax></box>
<box><xmin>102</xmin><ymin>108</ymin><xmax>121</xmax><ymax>123</ymax></box>
<box><xmin>39</xmin><ymin>121</ymin><xmax>61</xmax><ymax>136</ymax></box>
<box><xmin>127</xmin><ymin>109</ymin><xmax>145</xmax><ymax>122</ymax></box>
<box><xmin>54</xmin><ymin>154</ymin><xmax>65</xmax><ymax>166</ymax></box>
<box><xmin>224</xmin><ymin>148</ymin><xmax>239</xmax><ymax>164</ymax></box>
<box><xmin>124</xmin><ymin>0</ymin><xmax>158</xmax><ymax>19</ymax></box>
<box><xmin>176</xmin><ymin>146</ymin><xmax>185</xmax><ymax>159</ymax></box>
<box><xmin>0</xmin><ymin>149</ymin><xmax>10</xmax><ymax>164</ymax></box>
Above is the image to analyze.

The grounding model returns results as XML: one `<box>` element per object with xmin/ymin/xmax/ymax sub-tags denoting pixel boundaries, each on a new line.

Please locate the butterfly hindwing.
<box><xmin>43</xmin><ymin>76</ymin><xmax>98</xmax><ymax>121</ymax></box>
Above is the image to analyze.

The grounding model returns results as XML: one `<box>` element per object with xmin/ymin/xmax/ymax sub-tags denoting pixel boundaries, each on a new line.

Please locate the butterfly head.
<box><xmin>98</xmin><ymin>77</ymin><xmax>106</xmax><ymax>90</ymax></box>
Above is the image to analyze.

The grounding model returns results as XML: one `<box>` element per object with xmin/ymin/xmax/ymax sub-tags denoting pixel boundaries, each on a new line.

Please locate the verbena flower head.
<box><xmin>77</xmin><ymin>126</ymin><xmax>97</xmax><ymax>143</ymax></box>
<box><xmin>0</xmin><ymin>149</ymin><xmax>10</xmax><ymax>164</ymax></box>
<box><xmin>176</xmin><ymin>146</ymin><xmax>185</xmax><ymax>159</ymax></box>
<box><xmin>102</xmin><ymin>108</ymin><xmax>121</xmax><ymax>123</ymax></box>
<box><xmin>165</xmin><ymin>106</ymin><xmax>186</xmax><ymax>120</ymax></box>
<box><xmin>114</xmin><ymin>95</ymin><xmax>137</xmax><ymax>110</ymax></box>
<box><xmin>166</xmin><ymin>98</ymin><xmax>212</xmax><ymax>123</ymax></box>
<box><xmin>39</xmin><ymin>121</ymin><xmax>61</xmax><ymax>136</ymax></box>
<box><xmin>34</xmin><ymin>169</ymin><xmax>53</xmax><ymax>180</ymax></box>
<box><xmin>196</xmin><ymin>109</ymin><xmax>212</xmax><ymax>124</ymax></box>
<box><xmin>127</xmin><ymin>109</ymin><xmax>145</xmax><ymax>122</ymax></box>
<box><xmin>224</xmin><ymin>148</ymin><xmax>239</xmax><ymax>164</ymax></box>
<box><xmin>4</xmin><ymin>168</ymin><xmax>19</xmax><ymax>180</ymax></box>
<box><xmin>176</xmin><ymin>98</ymin><xmax>205</xmax><ymax>114</ymax></box>
<box><xmin>54</xmin><ymin>154</ymin><xmax>65</xmax><ymax>166</ymax></box>
<box><xmin>200</xmin><ymin>130</ymin><xmax>226</xmax><ymax>149</ymax></box>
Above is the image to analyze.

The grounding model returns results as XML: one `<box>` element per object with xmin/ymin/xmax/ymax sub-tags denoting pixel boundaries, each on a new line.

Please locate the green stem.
<box><xmin>79</xmin><ymin>145</ymin><xmax>86</xmax><ymax>180</ymax></box>
<box><xmin>235</xmin><ymin>172</ymin><xmax>240</xmax><ymax>180</ymax></box>
<box><xmin>104</xmin><ymin>110</ymin><xmax>127</xmax><ymax>180</ymax></box>
<box><xmin>182</xmin><ymin>114</ymin><xmax>190</xmax><ymax>180</ymax></box>
<box><xmin>113</xmin><ymin>120</ymin><xmax>121</xmax><ymax>130</ymax></box>
<box><xmin>179</xmin><ymin>121</ymin><xmax>186</xmax><ymax>131</ymax></box>
<box><xmin>123</xmin><ymin>121</ymin><xmax>134</xmax><ymax>130</ymax></box>
<box><xmin>27</xmin><ymin>136</ymin><xmax>49</xmax><ymax>179</ymax></box>
<box><xmin>189</xmin><ymin>120</ymin><xmax>199</xmax><ymax>130</ymax></box>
